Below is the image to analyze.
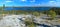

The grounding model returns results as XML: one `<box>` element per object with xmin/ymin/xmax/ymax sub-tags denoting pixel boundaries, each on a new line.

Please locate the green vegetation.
<box><xmin>48</xmin><ymin>10</ymin><xmax>56</xmax><ymax>20</ymax></box>
<box><xmin>32</xmin><ymin>11</ymin><xmax>40</xmax><ymax>17</ymax></box>
<box><xmin>25</xmin><ymin>18</ymin><xmax>35</xmax><ymax>27</ymax></box>
<box><xmin>50</xmin><ymin>7</ymin><xmax>60</xmax><ymax>15</ymax></box>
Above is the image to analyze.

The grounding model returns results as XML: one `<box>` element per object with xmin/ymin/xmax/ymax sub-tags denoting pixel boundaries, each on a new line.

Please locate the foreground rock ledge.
<box><xmin>0</xmin><ymin>14</ymin><xmax>60</xmax><ymax>27</ymax></box>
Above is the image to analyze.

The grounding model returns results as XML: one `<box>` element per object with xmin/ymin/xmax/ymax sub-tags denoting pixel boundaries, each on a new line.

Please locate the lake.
<box><xmin>4</xmin><ymin>7</ymin><xmax>51</xmax><ymax>11</ymax></box>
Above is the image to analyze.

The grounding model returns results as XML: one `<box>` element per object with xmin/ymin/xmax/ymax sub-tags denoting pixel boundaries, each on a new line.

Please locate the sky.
<box><xmin>0</xmin><ymin>0</ymin><xmax>60</xmax><ymax>7</ymax></box>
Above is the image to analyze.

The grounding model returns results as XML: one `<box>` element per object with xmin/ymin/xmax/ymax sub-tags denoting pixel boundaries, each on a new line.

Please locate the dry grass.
<box><xmin>0</xmin><ymin>14</ymin><xmax>9</xmax><ymax>20</ymax></box>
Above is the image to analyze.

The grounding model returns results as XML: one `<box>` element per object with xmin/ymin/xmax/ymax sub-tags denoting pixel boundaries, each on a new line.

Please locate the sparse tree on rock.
<box><xmin>48</xmin><ymin>10</ymin><xmax>56</xmax><ymax>20</ymax></box>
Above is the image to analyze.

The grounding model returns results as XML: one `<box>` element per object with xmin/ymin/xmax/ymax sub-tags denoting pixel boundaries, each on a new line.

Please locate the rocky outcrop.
<box><xmin>0</xmin><ymin>14</ymin><xmax>60</xmax><ymax>27</ymax></box>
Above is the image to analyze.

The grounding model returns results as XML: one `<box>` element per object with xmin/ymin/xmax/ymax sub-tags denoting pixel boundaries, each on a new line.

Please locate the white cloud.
<box><xmin>0</xmin><ymin>0</ymin><xmax>12</xmax><ymax>4</ymax></box>
<box><xmin>30</xmin><ymin>0</ymin><xmax>35</xmax><ymax>2</ymax></box>
<box><xmin>49</xmin><ymin>1</ymin><xmax>60</xmax><ymax>6</ymax></box>
<box><xmin>49</xmin><ymin>1</ymin><xmax>55</xmax><ymax>3</ymax></box>
<box><xmin>21</xmin><ymin>0</ymin><xmax>27</xmax><ymax>2</ymax></box>
<box><xmin>49</xmin><ymin>1</ymin><xmax>56</xmax><ymax>5</ymax></box>
<box><xmin>5</xmin><ymin>1</ymin><xmax>13</xmax><ymax>2</ymax></box>
<box><xmin>31</xmin><ymin>0</ymin><xmax>60</xmax><ymax>7</ymax></box>
<box><xmin>39</xmin><ymin>0</ymin><xmax>60</xmax><ymax>7</ymax></box>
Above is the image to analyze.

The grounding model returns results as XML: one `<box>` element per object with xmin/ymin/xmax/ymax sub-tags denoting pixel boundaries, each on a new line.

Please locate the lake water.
<box><xmin>4</xmin><ymin>7</ymin><xmax>51</xmax><ymax>11</ymax></box>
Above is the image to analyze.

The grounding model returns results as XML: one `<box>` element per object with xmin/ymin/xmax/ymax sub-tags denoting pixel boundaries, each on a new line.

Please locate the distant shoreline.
<box><xmin>0</xmin><ymin>6</ymin><xmax>60</xmax><ymax>7</ymax></box>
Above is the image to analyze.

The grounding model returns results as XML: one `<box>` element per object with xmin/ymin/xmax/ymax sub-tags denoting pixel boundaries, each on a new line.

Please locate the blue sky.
<box><xmin>0</xmin><ymin>0</ymin><xmax>60</xmax><ymax>7</ymax></box>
